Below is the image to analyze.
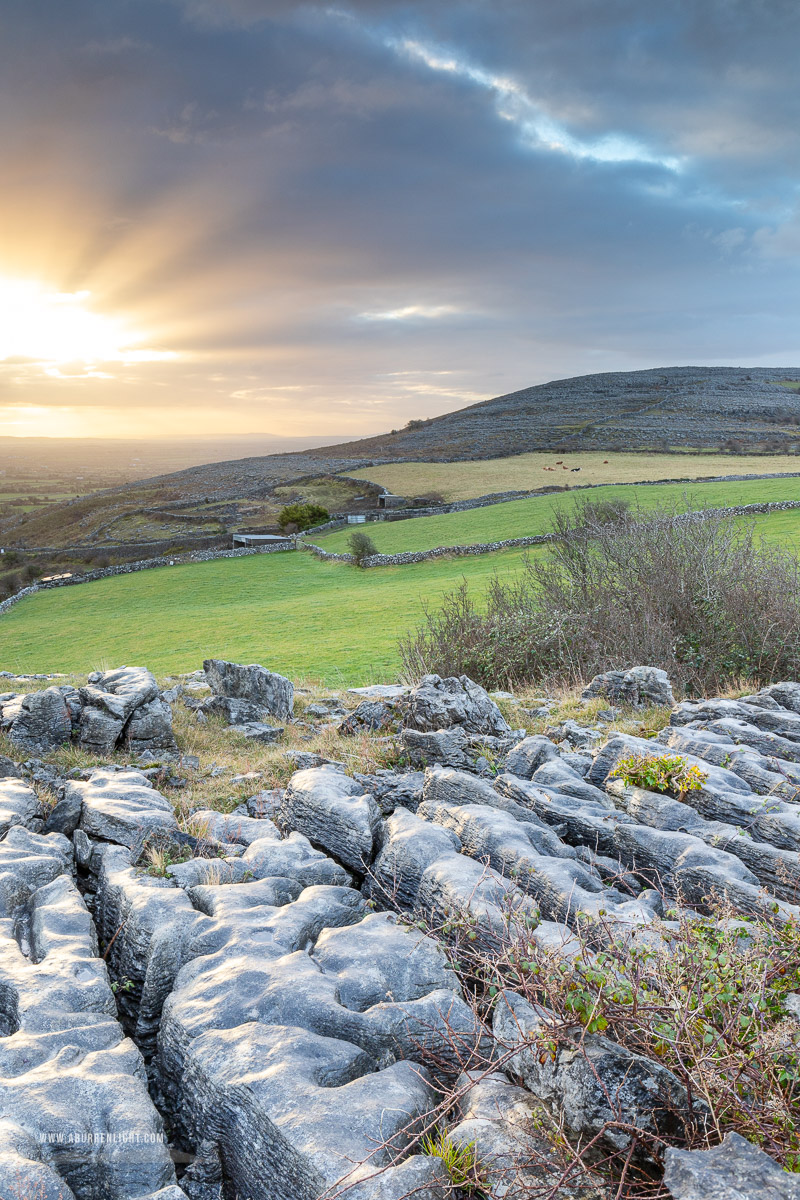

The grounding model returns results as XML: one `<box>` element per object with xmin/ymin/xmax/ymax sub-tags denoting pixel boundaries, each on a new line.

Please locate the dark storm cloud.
<box><xmin>1</xmin><ymin>0</ymin><xmax>800</xmax><ymax>436</ymax></box>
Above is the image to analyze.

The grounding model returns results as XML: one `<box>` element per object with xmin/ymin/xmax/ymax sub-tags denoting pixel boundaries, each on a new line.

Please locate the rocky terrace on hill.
<box><xmin>0</xmin><ymin>663</ymin><xmax>799</xmax><ymax>1197</ymax></box>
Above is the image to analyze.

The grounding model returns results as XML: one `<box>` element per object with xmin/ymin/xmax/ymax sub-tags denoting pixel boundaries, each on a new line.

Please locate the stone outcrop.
<box><xmin>2</xmin><ymin>667</ymin><xmax>176</xmax><ymax>756</ymax></box>
<box><xmin>663</xmin><ymin>1132</ymin><xmax>800</xmax><ymax>1199</ymax></box>
<box><xmin>403</xmin><ymin>674</ymin><xmax>512</xmax><ymax>736</ymax></box>
<box><xmin>582</xmin><ymin>665</ymin><xmax>675</xmax><ymax>708</ymax></box>
<box><xmin>5</xmin><ymin>663</ymin><xmax>800</xmax><ymax>1198</ymax></box>
<box><xmin>203</xmin><ymin>658</ymin><xmax>294</xmax><ymax>719</ymax></box>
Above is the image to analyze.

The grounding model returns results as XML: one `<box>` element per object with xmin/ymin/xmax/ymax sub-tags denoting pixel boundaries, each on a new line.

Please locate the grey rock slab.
<box><xmin>166</xmin><ymin>1022</ymin><xmax>438</xmax><ymax>1200</ymax></box>
<box><xmin>760</xmin><ymin>682</ymin><xmax>800</xmax><ymax>715</ymax></box>
<box><xmin>401</xmin><ymin>726</ymin><xmax>475</xmax><ymax>770</ymax></box>
<box><xmin>186</xmin><ymin>809</ymin><xmax>281</xmax><ymax>847</ymax></box>
<box><xmin>503</xmin><ymin>734</ymin><xmax>559</xmax><ymax>779</ymax></box>
<box><xmin>198</xmin><ymin>694</ymin><xmax>266</xmax><ymax>725</ymax></box>
<box><xmin>582</xmin><ymin>665</ymin><xmax>675</xmax><ymax>708</ymax></box>
<box><xmin>282</xmin><ymin>766</ymin><xmax>382</xmax><ymax>872</ymax></box>
<box><xmin>416</xmin><ymin>797</ymin><xmax>646</xmax><ymax>930</ymax></box>
<box><xmin>0</xmin><ymin>826</ymin><xmax>71</xmax><ymax>916</ymax></box>
<box><xmin>422</xmin><ymin>766</ymin><xmax>565</xmax><ymax>852</ymax></box>
<box><xmin>588</xmin><ymin>733</ymin><xmax>752</xmax><ymax>795</ymax></box>
<box><xmin>494</xmin><ymin>991</ymin><xmax>698</xmax><ymax>1156</ymax></box>
<box><xmin>241</xmin><ymin>831</ymin><xmax>351</xmax><ymax>888</ymax></box>
<box><xmin>338</xmin><ymin>699</ymin><xmax>393</xmax><ymax>735</ymax></box>
<box><xmin>367</xmin><ymin>807</ymin><xmax>462</xmax><ymax>910</ymax></box>
<box><xmin>448</xmin><ymin>1070</ymin><xmax>607</xmax><ymax>1200</ymax></box>
<box><xmin>87</xmin><ymin>665</ymin><xmax>159</xmax><ymax>715</ymax></box>
<box><xmin>532</xmin><ymin>759</ymin><xmax>615</xmax><ymax>808</ymax></box>
<box><xmin>672</xmin><ymin>698</ymin><xmax>800</xmax><ymax>743</ymax></box>
<box><xmin>9</xmin><ymin>687</ymin><xmax>72</xmax><ymax>752</ymax></box>
<box><xmin>125</xmin><ymin>696</ymin><xmax>178</xmax><ymax>753</ymax></box>
<box><xmin>78</xmin><ymin>703</ymin><xmax>125</xmax><ymax>752</ymax></box>
<box><xmin>416</xmin><ymin>851</ymin><xmax>539</xmax><ymax>950</ymax></box>
<box><xmin>0</xmin><ymin>755</ymin><xmax>22</xmax><ymax>779</ymax></box>
<box><xmin>0</xmin><ymin>778</ymin><xmax>39</xmax><ymax>836</ymax></box>
<box><xmin>203</xmin><ymin>658</ymin><xmax>294</xmax><ymax>719</ymax></box>
<box><xmin>0</xmin><ymin>1119</ymin><xmax>79</xmax><ymax>1200</ymax></box>
<box><xmin>155</xmin><ymin>889</ymin><xmax>479</xmax><ymax>1200</ymax></box>
<box><xmin>606</xmin><ymin>779</ymin><xmax>800</xmax><ymax>902</ymax></box>
<box><xmin>352</xmin><ymin>769</ymin><xmax>425</xmax><ymax>815</ymax></box>
<box><xmin>93</xmin><ymin>844</ymin><xmax>209</xmax><ymax>1054</ymax></box>
<box><xmin>67</xmin><ymin>768</ymin><xmax>179</xmax><ymax>850</ymax></box>
<box><xmin>223</xmin><ymin>721</ymin><xmax>284</xmax><ymax>744</ymax></box>
<box><xmin>404</xmin><ymin>674</ymin><xmax>512</xmax><ymax>736</ymax></box>
<box><xmin>495</xmin><ymin>773</ymin><xmax>635</xmax><ymax>859</ymax></box>
<box><xmin>663</xmin><ymin>1131</ymin><xmax>800</xmax><ymax>1199</ymax></box>
<box><xmin>659</xmin><ymin>725</ymin><xmax>800</xmax><ymax>800</ymax></box>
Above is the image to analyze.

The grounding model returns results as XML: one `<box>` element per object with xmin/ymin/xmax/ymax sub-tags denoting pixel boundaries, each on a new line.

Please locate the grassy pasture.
<box><xmin>319</xmin><ymin>476</ymin><xmax>800</xmax><ymax>554</ymax></box>
<box><xmin>3</xmin><ymin>479</ymin><xmax>800</xmax><ymax>682</ymax></box>
<box><xmin>0</xmin><ymin>545</ymin><xmax>536</xmax><ymax>681</ymax></box>
<box><xmin>345</xmin><ymin>451</ymin><xmax>800</xmax><ymax>503</ymax></box>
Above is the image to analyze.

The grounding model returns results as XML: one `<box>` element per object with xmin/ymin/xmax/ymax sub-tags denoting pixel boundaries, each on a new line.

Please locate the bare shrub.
<box><xmin>348</xmin><ymin>530</ymin><xmax>378</xmax><ymax>566</ymax></box>
<box><xmin>400</xmin><ymin>500</ymin><xmax>800</xmax><ymax>695</ymax></box>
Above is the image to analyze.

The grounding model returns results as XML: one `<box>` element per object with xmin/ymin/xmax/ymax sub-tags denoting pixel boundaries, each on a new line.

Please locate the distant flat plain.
<box><xmin>344</xmin><ymin>451</ymin><xmax>800</xmax><ymax>503</ymax></box>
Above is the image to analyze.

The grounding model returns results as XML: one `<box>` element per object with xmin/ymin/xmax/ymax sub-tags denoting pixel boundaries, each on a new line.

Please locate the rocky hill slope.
<box><xmin>0</xmin><ymin>661</ymin><xmax>799</xmax><ymax>1198</ymax></box>
<box><xmin>6</xmin><ymin>366</ymin><xmax>800</xmax><ymax>553</ymax></box>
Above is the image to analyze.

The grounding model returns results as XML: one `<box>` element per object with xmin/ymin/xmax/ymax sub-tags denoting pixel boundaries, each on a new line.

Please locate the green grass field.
<box><xmin>3</xmin><ymin>478</ymin><xmax>800</xmax><ymax>683</ymax></box>
<box><xmin>0</xmin><ymin>546</ymin><xmax>536</xmax><ymax>682</ymax></box>
<box><xmin>345</xmin><ymin>451</ymin><xmax>800</xmax><ymax>503</ymax></box>
<box><xmin>319</xmin><ymin>476</ymin><xmax>800</xmax><ymax>554</ymax></box>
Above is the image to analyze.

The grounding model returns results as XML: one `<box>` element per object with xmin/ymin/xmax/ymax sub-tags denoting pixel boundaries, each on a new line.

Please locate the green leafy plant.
<box><xmin>420</xmin><ymin>1128</ymin><xmax>484</xmax><ymax>1194</ymax></box>
<box><xmin>610</xmin><ymin>751</ymin><xmax>707</xmax><ymax>799</ymax></box>
<box><xmin>277</xmin><ymin>502</ymin><xmax>329</xmax><ymax>533</ymax></box>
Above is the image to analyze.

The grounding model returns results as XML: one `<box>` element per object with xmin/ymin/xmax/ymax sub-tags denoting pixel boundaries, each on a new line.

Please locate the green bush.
<box><xmin>347</xmin><ymin>530</ymin><xmax>378</xmax><ymax>567</ymax></box>
<box><xmin>277</xmin><ymin>503</ymin><xmax>329</xmax><ymax>533</ymax></box>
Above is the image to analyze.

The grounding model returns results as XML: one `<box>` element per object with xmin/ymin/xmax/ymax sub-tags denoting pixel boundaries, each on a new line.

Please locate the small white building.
<box><xmin>232</xmin><ymin>533</ymin><xmax>293</xmax><ymax>548</ymax></box>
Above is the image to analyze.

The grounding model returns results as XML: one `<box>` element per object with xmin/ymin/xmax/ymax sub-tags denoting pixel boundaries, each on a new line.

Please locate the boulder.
<box><xmin>402</xmin><ymin>727</ymin><xmax>474</xmax><ymax>770</ymax></box>
<box><xmin>282</xmin><ymin>766</ymin><xmax>382</xmax><ymax>872</ymax></box>
<box><xmin>503</xmin><ymin>735</ymin><xmax>559</xmax><ymax>779</ymax></box>
<box><xmin>198</xmin><ymin>695</ymin><xmax>266</xmax><ymax>725</ymax></box>
<box><xmin>338</xmin><ymin>700</ymin><xmax>393</xmax><ymax>735</ymax></box>
<box><xmin>663</xmin><ymin>1131</ymin><xmax>800</xmax><ymax>1199</ymax></box>
<box><xmin>65</xmin><ymin>768</ymin><xmax>179</xmax><ymax>850</ymax></box>
<box><xmin>494</xmin><ymin>991</ymin><xmax>699</xmax><ymax>1156</ymax></box>
<box><xmin>582</xmin><ymin>666</ymin><xmax>675</xmax><ymax>708</ymax></box>
<box><xmin>125</xmin><ymin>696</ymin><xmax>177</xmax><ymax>753</ymax></box>
<box><xmin>0</xmin><ymin>779</ymin><xmax>39</xmax><ymax>837</ymax></box>
<box><xmin>404</xmin><ymin>674</ymin><xmax>511</xmax><ymax>736</ymax></box>
<box><xmin>8</xmin><ymin>687</ymin><xmax>72</xmax><ymax>752</ymax></box>
<box><xmin>203</xmin><ymin>659</ymin><xmax>294</xmax><ymax>719</ymax></box>
<box><xmin>447</xmin><ymin>1071</ymin><xmax>607</xmax><ymax>1199</ymax></box>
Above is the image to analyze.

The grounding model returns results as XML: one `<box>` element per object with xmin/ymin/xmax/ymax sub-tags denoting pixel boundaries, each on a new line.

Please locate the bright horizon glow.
<box><xmin>0</xmin><ymin>279</ymin><xmax>175</xmax><ymax>368</ymax></box>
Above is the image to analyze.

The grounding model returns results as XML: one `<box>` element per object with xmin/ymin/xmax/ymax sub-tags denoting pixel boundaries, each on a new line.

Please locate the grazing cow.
<box><xmin>571</xmin><ymin>467</ymin><xmax>581</xmax><ymax>472</ymax></box>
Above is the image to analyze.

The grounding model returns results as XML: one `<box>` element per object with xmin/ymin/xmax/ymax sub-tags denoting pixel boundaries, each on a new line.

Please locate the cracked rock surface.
<box><xmin>5</xmin><ymin>666</ymin><xmax>800</xmax><ymax>1198</ymax></box>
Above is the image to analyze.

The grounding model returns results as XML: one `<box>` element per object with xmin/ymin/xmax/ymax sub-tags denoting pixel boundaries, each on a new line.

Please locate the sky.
<box><xmin>2</xmin><ymin>0</ymin><xmax>800</xmax><ymax>440</ymax></box>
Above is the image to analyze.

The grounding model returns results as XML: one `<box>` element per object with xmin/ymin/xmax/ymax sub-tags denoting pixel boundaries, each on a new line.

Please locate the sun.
<box><xmin>0</xmin><ymin>278</ymin><xmax>160</xmax><ymax>366</ymax></box>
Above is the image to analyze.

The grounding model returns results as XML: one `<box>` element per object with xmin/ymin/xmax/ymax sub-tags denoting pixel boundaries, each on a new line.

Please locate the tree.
<box><xmin>277</xmin><ymin>503</ymin><xmax>329</xmax><ymax>532</ymax></box>
<box><xmin>348</xmin><ymin>530</ymin><xmax>378</xmax><ymax>566</ymax></box>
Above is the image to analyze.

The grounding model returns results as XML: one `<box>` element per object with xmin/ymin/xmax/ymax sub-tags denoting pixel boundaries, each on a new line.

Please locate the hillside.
<box><xmin>5</xmin><ymin>366</ymin><xmax>800</xmax><ymax>555</ymax></box>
